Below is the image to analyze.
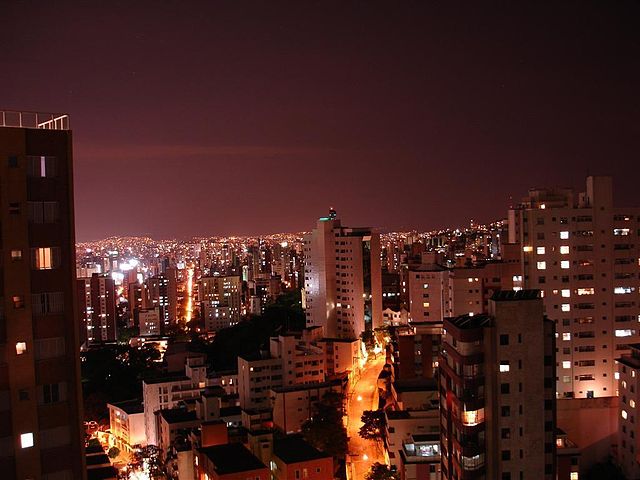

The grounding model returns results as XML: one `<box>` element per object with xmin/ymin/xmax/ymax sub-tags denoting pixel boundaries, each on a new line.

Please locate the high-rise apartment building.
<box><xmin>145</xmin><ymin>274</ymin><xmax>176</xmax><ymax>331</ymax></box>
<box><xmin>77</xmin><ymin>273</ymin><xmax>117</xmax><ymax>344</ymax></box>
<box><xmin>0</xmin><ymin>112</ymin><xmax>85</xmax><ymax>478</ymax></box>
<box><xmin>303</xmin><ymin>210</ymin><xmax>382</xmax><ymax>339</ymax></box>
<box><xmin>440</xmin><ymin>290</ymin><xmax>556</xmax><ymax>479</ymax></box>
<box><xmin>616</xmin><ymin>344</ymin><xmax>640</xmax><ymax>479</ymax></box>
<box><xmin>509</xmin><ymin>176</ymin><xmax>640</xmax><ymax>399</ymax></box>
<box><xmin>198</xmin><ymin>275</ymin><xmax>242</xmax><ymax>332</ymax></box>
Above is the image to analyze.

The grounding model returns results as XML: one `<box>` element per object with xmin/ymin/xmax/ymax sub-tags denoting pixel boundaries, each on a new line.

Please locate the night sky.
<box><xmin>2</xmin><ymin>1</ymin><xmax>639</xmax><ymax>241</ymax></box>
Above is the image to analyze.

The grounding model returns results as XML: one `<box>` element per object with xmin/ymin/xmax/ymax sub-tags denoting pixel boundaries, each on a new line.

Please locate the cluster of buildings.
<box><xmin>2</xmin><ymin>113</ymin><xmax>640</xmax><ymax>479</ymax></box>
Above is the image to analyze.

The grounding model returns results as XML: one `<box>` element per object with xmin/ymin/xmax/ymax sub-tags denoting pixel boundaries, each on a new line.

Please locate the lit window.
<box><xmin>615</xmin><ymin>372</ymin><xmax>620</xmax><ymax>380</ymax></box>
<box><xmin>562</xmin><ymin>361</ymin><xmax>571</xmax><ymax>369</ymax></box>
<box><xmin>560</xmin><ymin>231</ymin><xmax>570</xmax><ymax>239</ymax></box>
<box><xmin>562</xmin><ymin>304</ymin><xmax>570</xmax><ymax>312</ymax></box>
<box><xmin>616</xmin><ymin>329</ymin><xmax>635</xmax><ymax>337</ymax></box>
<box><xmin>423</xmin><ymin>302</ymin><xmax>430</xmax><ymax>308</ymax></box>
<box><xmin>461</xmin><ymin>408</ymin><xmax>484</xmax><ymax>426</ymax></box>
<box><xmin>12</xmin><ymin>296</ymin><xmax>24</xmax><ymax>309</ymax></box>
<box><xmin>536</xmin><ymin>247</ymin><xmax>545</xmax><ymax>255</ymax></box>
<box><xmin>34</xmin><ymin>247</ymin><xmax>53</xmax><ymax>270</ymax></box>
<box><xmin>615</xmin><ymin>287</ymin><xmax>635</xmax><ymax>295</ymax></box>
<box><xmin>537</xmin><ymin>261</ymin><xmax>546</xmax><ymax>270</ymax></box>
<box><xmin>423</xmin><ymin>283</ymin><xmax>429</xmax><ymax>289</ymax></box>
<box><xmin>622</xmin><ymin>410</ymin><xmax>628</xmax><ymax>420</ymax></box>
<box><xmin>500</xmin><ymin>361</ymin><xmax>510</xmax><ymax>373</ymax></box>
<box><xmin>563</xmin><ymin>375</ymin><xmax>571</xmax><ymax>383</ymax></box>
<box><xmin>561</xmin><ymin>289</ymin><xmax>571</xmax><ymax>298</ymax></box>
<box><xmin>560</xmin><ymin>245</ymin><xmax>570</xmax><ymax>254</ymax></box>
<box><xmin>20</xmin><ymin>433</ymin><xmax>34</xmax><ymax>448</ymax></box>
<box><xmin>570</xmin><ymin>472</ymin><xmax>578</xmax><ymax>480</ymax></box>
<box><xmin>561</xmin><ymin>261</ymin><xmax>570</xmax><ymax>269</ymax></box>
<box><xmin>577</xmin><ymin>288</ymin><xmax>594</xmax><ymax>296</ymax></box>
<box><xmin>11</xmin><ymin>250</ymin><xmax>22</xmax><ymax>261</ymax></box>
<box><xmin>523</xmin><ymin>246</ymin><xmax>533</xmax><ymax>253</ymax></box>
<box><xmin>631</xmin><ymin>400</ymin><xmax>636</xmax><ymax>409</ymax></box>
<box><xmin>623</xmin><ymin>380</ymin><xmax>628</xmax><ymax>389</ymax></box>
<box><xmin>562</xmin><ymin>333</ymin><xmax>571</xmax><ymax>341</ymax></box>
<box><xmin>16</xmin><ymin>342</ymin><xmax>27</xmax><ymax>355</ymax></box>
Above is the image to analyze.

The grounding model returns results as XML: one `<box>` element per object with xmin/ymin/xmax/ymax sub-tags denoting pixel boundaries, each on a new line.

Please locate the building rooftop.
<box><xmin>220</xmin><ymin>406</ymin><xmax>242</xmax><ymax>417</ymax></box>
<box><xmin>159</xmin><ymin>408</ymin><xmax>198</xmax><ymax>424</ymax></box>
<box><xmin>273</xmin><ymin>435</ymin><xmax>330</xmax><ymax>464</ymax></box>
<box><xmin>199</xmin><ymin>443</ymin><xmax>266</xmax><ymax>474</ymax></box>
<box><xmin>447</xmin><ymin>313</ymin><xmax>492</xmax><ymax>330</ymax></box>
<box><xmin>109</xmin><ymin>399</ymin><xmax>143</xmax><ymax>414</ymax></box>
<box><xmin>491</xmin><ymin>289</ymin><xmax>541</xmax><ymax>302</ymax></box>
<box><xmin>393</xmin><ymin>378</ymin><xmax>438</xmax><ymax>393</ymax></box>
<box><xmin>1</xmin><ymin>110</ymin><xmax>70</xmax><ymax>130</ymax></box>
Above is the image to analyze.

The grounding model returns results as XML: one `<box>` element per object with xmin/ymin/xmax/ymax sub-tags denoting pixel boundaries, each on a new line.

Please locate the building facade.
<box><xmin>303</xmin><ymin>210</ymin><xmax>382</xmax><ymax>339</ymax></box>
<box><xmin>0</xmin><ymin>114</ymin><xmax>85</xmax><ymax>479</ymax></box>
<box><xmin>439</xmin><ymin>290</ymin><xmax>556</xmax><ymax>479</ymax></box>
<box><xmin>509</xmin><ymin>176</ymin><xmax>640</xmax><ymax>398</ymax></box>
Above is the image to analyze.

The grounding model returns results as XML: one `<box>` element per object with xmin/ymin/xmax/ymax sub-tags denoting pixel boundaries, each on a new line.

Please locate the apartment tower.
<box><xmin>439</xmin><ymin>290</ymin><xmax>556</xmax><ymax>479</ymax></box>
<box><xmin>0</xmin><ymin>112</ymin><xmax>85</xmax><ymax>478</ymax></box>
<box><xmin>303</xmin><ymin>209</ymin><xmax>382</xmax><ymax>339</ymax></box>
<box><xmin>509</xmin><ymin>176</ymin><xmax>640</xmax><ymax>398</ymax></box>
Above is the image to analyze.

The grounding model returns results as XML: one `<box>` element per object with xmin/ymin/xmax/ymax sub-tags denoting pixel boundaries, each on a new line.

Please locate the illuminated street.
<box><xmin>346</xmin><ymin>354</ymin><xmax>386</xmax><ymax>480</ymax></box>
<box><xmin>185</xmin><ymin>266</ymin><xmax>194</xmax><ymax>323</ymax></box>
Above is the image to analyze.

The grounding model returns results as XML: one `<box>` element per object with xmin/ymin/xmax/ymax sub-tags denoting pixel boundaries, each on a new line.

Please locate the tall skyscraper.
<box><xmin>509</xmin><ymin>176</ymin><xmax>640</xmax><ymax>398</ymax></box>
<box><xmin>303</xmin><ymin>210</ymin><xmax>382</xmax><ymax>339</ymax></box>
<box><xmin>439</xmin><ymin>290</ymin><xmax>556</xmax><ymax>479</ymax></box>
<box><xmin>0</xmin><ymin>112</ymin><xmax>85</xmax><ymax>478</ymax></box>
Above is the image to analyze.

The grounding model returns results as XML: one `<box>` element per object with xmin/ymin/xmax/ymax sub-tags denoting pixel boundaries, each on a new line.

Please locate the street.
<box><xmin>346</xmin><ymin>354</ymin><xmax>386</xmax><ymax>480</ymax></box>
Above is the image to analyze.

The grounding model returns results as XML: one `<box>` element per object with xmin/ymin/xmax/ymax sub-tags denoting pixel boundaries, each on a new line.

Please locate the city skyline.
<box><xmin>3</xmin><ymin>1</ymin><xmax>639</xmax><ymax>241</ymax></box>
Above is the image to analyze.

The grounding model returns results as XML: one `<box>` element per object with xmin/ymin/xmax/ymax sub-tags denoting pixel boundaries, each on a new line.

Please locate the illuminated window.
<box><xmin>570</xmin><ymin>472</ymin><xmax>579</xmax><ymax>480</ymax></box>
<box><xmin>622</xmin><ymin>410</ymin><xmax>628</xmax><ymax>420</ymax></box>
<box><xmin>560</xmin><ymin>231</ymin><xmax>570</xmax><ymax>239</ymax></box>
<box><xmin>537</xmin><ymin>261</ymin><xmax>546</xmax><ymax>270</ymax></box>
<box><xmin>20</xmin><ymin>433</ymin><xmax>34</xmax><ymax>448</ymax></box>
<box><xmin>11</xmin><ymin>250</ymin><xmax>22</xmax><ymax>261</ymax></box>
<box><xmin>562</xmin><ymin>333</ymin><xmax>571</xmax><ymax>341</ymax></box>
<box><xmin>16</xmin><ymin>342</ymin><xmax>27</xmax><ymax>355</ymax></box>
<box><xmin>536</xmin><ymin>247</ymin><xmax>545</xmax><ymax>255</ymax></box>
<box><xmin>615</xmin><ymin>287</ymin><xmax>635</xmax><ymax>295</ymax></box>
<box><xmin>461</xmin><ymin>408</ymin><xmax>484</xmax><ymax>426</ymax></box>
<box><xmin>562</xmin><ymin>361</ymin><xmax>571</xmax><ymax>369</ymax></box>
<box><xmin>631</xmin><ymin>400</ymin><xmax>636</xmax><ymax>408</ymax></box>
<box><xmin>577</xmin><ymin>288</ymin><xmax>594</xmax><ymax>296</ymax></box>
<box><xmin>423</xmin><ymin>283</ymin><xmax>429</xmax><ymax>289</ymax></box>
<box><xmin>423</xmin><ymin>302</ymin><xmax>430</xmax><ymax>308</ymax></box>
<box><xmin>33</xmin><ymin>247</ymin><xmax>54</xmax><ymax>270</ymax></box>
<box><xmin>499</xmin><ymin>361</ymin><xmax>510</xmax><ymax>373</ymax></box>
<box><xmin>562</xmin><ymin>304</ymin><xmax>570</xmax><ymax>312</ymax></box>
<box><xmin>615</xmin><ymin>372</ymin><xmax>620</xmax><ymax>380</ymax></box>
<box><xmin>523</xmin><ymin>246</ymin><xmax>533</xmax><ymax>253</ymax></box>
<box><xmin>560</xmin><ymin>245</ymin><xmax>570</xmax><ymax>254</ymax></box>
<box><xmin>561</xmin><ymin>261</ymin><xmax>570</xmax><ymax>269</ymax></box>
<box><xmin>616</xmin><ymin>329</ymin><xmax>635</xmax><ymax>337</ymax></box>
<box><xmin>563</xmin><ymin>375</ymin><xmax>571</xmax><ymax>383</ymax></box>
<box><xmin>561</xmin><ymin>289</ymin><xmax>571</xmax><ymax>298</ymax></box>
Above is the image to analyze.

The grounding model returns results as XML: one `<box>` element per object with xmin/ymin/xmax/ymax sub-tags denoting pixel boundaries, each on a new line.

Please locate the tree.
<box><xmin>87</xmin><ymin>438</ymin><xmax>102</xmax><ymax>449</ymax></box>
<box><xmin>359</xmin><ymin>410</ymin><xmax>385</xmax><ymax>440</ymax></box>
<box><xmin>107</xmin><ymin>446</ymin><xmax>120</xmax><ymax>459</ymax></box>
<box><xmin>366</xmin><ymin>463</ymin><xmax>399</xmax><ymax>480</ymax></box>
<box><xmin>302</xmin><ymin>391</ymin><xmax>348</xmax><ymax>460</ymax></box>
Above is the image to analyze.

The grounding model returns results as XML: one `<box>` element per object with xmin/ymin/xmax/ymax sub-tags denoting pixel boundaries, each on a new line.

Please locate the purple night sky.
<box><xmin>2</xmin><ymin>1</ymin><xmax>639</xmax><ymax>240</ymax></box>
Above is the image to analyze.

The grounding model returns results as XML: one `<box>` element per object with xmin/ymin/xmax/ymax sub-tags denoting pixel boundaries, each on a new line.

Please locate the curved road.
<box><xmin>346</xmin><ymin>354</ymin><xmax>386</xmax><ymax>480</ymax></box>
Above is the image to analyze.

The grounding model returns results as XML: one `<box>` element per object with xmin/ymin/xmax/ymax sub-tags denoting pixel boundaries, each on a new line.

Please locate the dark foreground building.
<box><xmin>440</xmin><ymin>290</ymin><xmax>556</xmax><ymax>479</ymax></box>
<box><xmin>0</xmin><ymin>111</ymin><xmax>85</xmax><ymax>479</ymax></box>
